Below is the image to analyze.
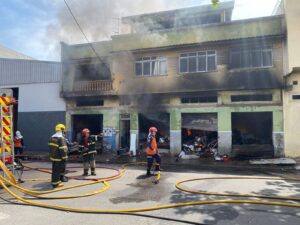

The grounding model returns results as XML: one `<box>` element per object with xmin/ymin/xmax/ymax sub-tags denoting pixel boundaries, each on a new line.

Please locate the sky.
<box><xmin>0</xmin><ymin>0</ymin><xmax>278</xmax><ymax>61</ymax></box>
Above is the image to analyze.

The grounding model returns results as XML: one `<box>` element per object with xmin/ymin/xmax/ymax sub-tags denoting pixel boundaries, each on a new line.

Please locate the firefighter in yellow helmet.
<box><xmin>48</xmin><ymin>123</ymin><xmax>68</xmax><ymax>188</ymax></box>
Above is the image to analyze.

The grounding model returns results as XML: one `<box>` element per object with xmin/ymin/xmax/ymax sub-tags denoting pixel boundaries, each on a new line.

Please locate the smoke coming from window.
<box><xmin>45</xmin><ymin>0</ymin><xmax>213</xmax><ymax>60</ymax></box>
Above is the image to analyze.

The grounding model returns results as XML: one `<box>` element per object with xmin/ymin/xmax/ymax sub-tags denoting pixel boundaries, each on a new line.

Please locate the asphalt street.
<box><xmin>1</xmin><ymin>161</ymin><xmax>300</xmax><ymax>225</ymax></box>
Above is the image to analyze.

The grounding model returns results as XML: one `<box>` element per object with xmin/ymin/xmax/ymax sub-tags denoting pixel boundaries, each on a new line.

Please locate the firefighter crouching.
<box><xmin>48</xmin><ymin>124</ymin><xmax>68</xmax><ymax>188</ymax></box>
<box><xmin>146</xmin><ymin>127</ymin><xmax>162</xmax><ymax>176</ymax></box>
<box><xmin>79</xmin><ymin>128</ymin><xmax>101</xmax><ymax>176</ymax></box>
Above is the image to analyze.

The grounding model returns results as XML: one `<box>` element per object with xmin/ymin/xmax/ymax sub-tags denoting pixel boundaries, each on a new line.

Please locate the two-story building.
<box><xmin>61</xmin><ymin>1</ymin><xmax>285</xmax><ymax>158</ymax></box>
<box><xmin>281</xmin><ymin>0</ymin><xmax>300</xmax><ymax>157</ymax></box>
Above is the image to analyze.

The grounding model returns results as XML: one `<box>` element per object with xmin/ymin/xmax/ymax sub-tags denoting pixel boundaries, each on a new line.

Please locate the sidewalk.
<box><xmin>21</xmin><ymin>150</ymin><xmax>298</xmax><ymax>173</ymax></box>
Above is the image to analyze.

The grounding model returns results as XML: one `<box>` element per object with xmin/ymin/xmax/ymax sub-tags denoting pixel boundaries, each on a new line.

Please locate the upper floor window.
<box><xmin>135</xmin><ymin>56</ymin><xmax>167</xmax><ymax>76</ymax></box>
<box><xmin>176</xmin><ymin>14</ymin><xmax>221</xmax><ymax>28</ymax></box>
<box><xmin>181</xmin><ymin>95</ymin><xmax>218</xmax><ymax>104</ymax></box>
<box><xmin>231</xmin><ymin>94</ymin><xmax>273</xmax><ymax>102</ymax></box>
<box><xmin>179</xmin><ymin>50</ymin><xmax>217</xmax><ymax>73</ymax></box>
<box><xmin>230</xmin><ymin>46</ymin><xmax>272</xmax><ymax>69</ymax></box>
<box><xmin>76</xmin><ymin>97</ymin><xmax>104</xmax><ymax>107</ymax></box>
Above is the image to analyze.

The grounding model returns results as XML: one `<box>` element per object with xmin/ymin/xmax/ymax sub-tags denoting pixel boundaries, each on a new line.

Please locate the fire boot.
<box><xmin>52</xmin><ymin>182</ymin><xmax>64</xmax><ymax>189</ymax></box>
<box><xmin>60</xmin><ymin>175</ymin><xmax>68</xmax><ymax>182</ymax></box>
<box><xmin>146</xmin><ymin>169</ymin><xmax>151</xmax><ymax>176</ymax></box>
<box><xmin>91</xmin><ymin>168</ymin><xmax>96</xmax><ymax>176</ymax></box>
<box><xmin>155</xmin><ymin>165</ymin><xmax>163</xmax><ymax>171</ymax></box>
<box><xmin>82</xmin><ymin>169</ymin><xmax>88</xmax><ymax>176</ymax></box>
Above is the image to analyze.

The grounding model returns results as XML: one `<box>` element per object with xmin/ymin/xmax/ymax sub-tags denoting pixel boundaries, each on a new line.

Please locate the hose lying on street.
<box><xmin>1</xmin><ymin>160</ymin><xmax>300</xmax><ymax>215</ymax></box>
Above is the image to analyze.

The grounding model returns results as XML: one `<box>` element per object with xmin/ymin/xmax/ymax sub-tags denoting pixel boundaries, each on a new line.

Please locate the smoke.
<box><xmin>43</xmin><ymin>0</ymin><xmax>212</xmax><ymax>60</ymax></box>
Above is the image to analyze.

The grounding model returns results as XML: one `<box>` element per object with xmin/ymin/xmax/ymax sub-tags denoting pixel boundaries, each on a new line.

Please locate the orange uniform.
<box><xmin>14</xmin><ymin>138</ymin><xmax>23</xmax><ymax>148</ymax></box>
<box><xmin>146</xmin><ymin>134</ymin><xmax>158</xmax><ymax>155</ymax></box>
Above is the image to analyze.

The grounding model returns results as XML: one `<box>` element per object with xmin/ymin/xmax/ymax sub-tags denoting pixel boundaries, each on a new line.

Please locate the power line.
<box><xmin>63</xmin><ymin>0</ymin><xmax>110</xmax><ymax>72</ymax></box>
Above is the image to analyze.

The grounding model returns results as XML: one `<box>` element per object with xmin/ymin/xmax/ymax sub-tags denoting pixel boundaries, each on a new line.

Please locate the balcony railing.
<box><xmin>73</xmin><ymin>80</ymin><xmax>112</xmax><ymax>92</ymax></box>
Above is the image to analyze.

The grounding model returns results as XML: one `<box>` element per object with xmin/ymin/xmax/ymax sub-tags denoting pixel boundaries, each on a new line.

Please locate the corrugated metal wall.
<box><xmin>0</xmin><ymin>58</ymin><xmax>61</xmax><ymax>85</ymax></box>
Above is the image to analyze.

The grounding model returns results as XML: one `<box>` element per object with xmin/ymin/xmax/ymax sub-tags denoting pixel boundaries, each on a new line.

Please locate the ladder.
<box><xmin>0</xmin><ymin>97</ymin><xmax>15</xmax><ymax>175</ymax></box>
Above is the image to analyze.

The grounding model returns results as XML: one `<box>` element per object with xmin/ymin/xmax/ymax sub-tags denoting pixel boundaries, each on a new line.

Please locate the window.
<box><xmin>293</xmin><ymin>81</ymin><xmax>298</xmax><ymax>85</ymax></box>
<box><xmin>135</xmin><ymin>56</ymin><xmax>167</xmax><ymax>76</ymax></box>
<box><xmin>181</xmin><ymin>96</ymin><xmax>218</xmax><ymax>104</ymax></box>
<box><xmin>76</xmin><ymin>98</ymin><xmax>104</xmax><ymax>107</ymax></box>
<box><xmin>292</xmin><ymin>95</ymin><xmax>300</xmax><ymax>100</ymax></box>
<box><xmin>179</xmin><ymin>50</ymin><xmax>217</xmax><ymax>73</ymax></box>
<box><xmin>231</xmin><ymin>94</ymin><xmax>273</xmax><ymax>102</ymax></box>
<box><xmin>176</xmin><ymin>14</ymin><xmax>221</xmax><ymax>28</ymax></box>
<box><xmin>230</xmin><ymin>46</ymin><xmax>273</xmax><ymax>69</ymax></box>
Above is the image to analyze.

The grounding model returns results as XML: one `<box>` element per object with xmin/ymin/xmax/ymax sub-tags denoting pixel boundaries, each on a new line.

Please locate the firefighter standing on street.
<box><xmin>48</xmin><ymin>124</ymin><xmax>68</xmax><ymax>188</ymax></box>
<box><xmin>79</xmin><ymin>128</ymin><xmax>99</xmax><ymax>176</ymax></box>
<box><xmin>146</xmin><ymin>127</ymin><xmax>162</xmax><ymax>176</ymax></box>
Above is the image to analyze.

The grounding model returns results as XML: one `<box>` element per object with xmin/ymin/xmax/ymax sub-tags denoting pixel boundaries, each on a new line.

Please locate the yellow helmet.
<box><xmin>55</xmin><ymin>124</ymin><xmax>66</xmax><ymax>132</ymax></box>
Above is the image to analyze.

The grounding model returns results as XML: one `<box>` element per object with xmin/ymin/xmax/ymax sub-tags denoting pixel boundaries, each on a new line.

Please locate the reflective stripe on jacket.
<box><xmin>14</xmin><ymin>138</ymin><xmax>23</xmax><ymax>148</ymax></box>
<box><xmin>146</xmin><ymin>133</ymin><xmax>158</xmax><ymax>155</ymax></box>
<box><xmin>49</xmin><ymin>136</ymin><xmax>68</xmax><ymax>161</ymax></box>
<box><xmin>79</xmin><ymin>135</ymin><xmax>98</xmax><ymax>156</ymax></box>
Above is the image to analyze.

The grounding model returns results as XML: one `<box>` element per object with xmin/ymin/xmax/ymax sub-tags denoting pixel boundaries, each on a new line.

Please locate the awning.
<box><xmin>182</xmin><ymin>113</ymin><xmax>217</xmax><ymax>131</ymax></box>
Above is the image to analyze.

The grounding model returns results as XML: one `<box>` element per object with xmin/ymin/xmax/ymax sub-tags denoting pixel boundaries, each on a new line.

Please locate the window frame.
<box><xmin>230</xmin><ymin>46</ymin><xmax>273</xmax><ymax>69</ymax></box>
<box><xmin>231</xmin><ymin>94</ymin><xmax>273</xmax><ymax>103</ymax></box>
<box><xmin>135</xmin><ymin>56</ymin><xmax>167</xmax><ymax>77</ymax></box>
<box><xmin>179</xmin><ymin>50</ymin><xmax>217</xmax><ymax>74</ymax></box>
<box><xmin>180</xmin><ymin>95</ymin><xmax>218</xmax><ymax>104</ymax></box>
<box><xmin>292</xmin><ymin>94</ymin><xmax>300</xmax><ymax>100</ymax></box>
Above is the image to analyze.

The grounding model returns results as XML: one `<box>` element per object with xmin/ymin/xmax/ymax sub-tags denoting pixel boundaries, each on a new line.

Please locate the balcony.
<box><xmin>61</xmin><ymin>80</ymin><xmax>115</xmax><ymax>98</ymax></box>
<box><xmin>112</xmin><ymin>16</ymin><xmax>284</xmax><ymax>52</ymax></box>
<box><xmin>73</xmin><ymin>80</ymin><xmax>112</xmax><ymax>92</ymax></box>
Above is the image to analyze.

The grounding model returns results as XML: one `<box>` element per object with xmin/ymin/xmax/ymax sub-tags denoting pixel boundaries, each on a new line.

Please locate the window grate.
<box><xmin>231</xmin><ymin>94</ymin><xmax>273</xmax><ymax>102</ymax></box>
<box><xmin>181</xmin><ymin>96</ymin><xmax>218</xmax><ymax>104</ymax></box>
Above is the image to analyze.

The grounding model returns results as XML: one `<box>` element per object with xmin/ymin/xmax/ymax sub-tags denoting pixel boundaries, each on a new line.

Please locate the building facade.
<box><xmin>0</xmin><ymin>58</ymin><xmax>65</xmax><ymax>151</ymax></box>
<box><xmin>282</xmin><ymin>0</ymin><xmax>300</xmax><ymax>157</ymax></box>
<box><xmin>61</xmin><ymin>1</ymin><xmax>285</xmax><ymax>158</ymax></box>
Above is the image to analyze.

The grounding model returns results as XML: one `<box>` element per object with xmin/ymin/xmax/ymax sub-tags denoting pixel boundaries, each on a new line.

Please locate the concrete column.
<box><xmin>218</xmin><ymin>110</ymin><xmax>232</xmax><ymax>156</ymax></box>
<box><xmin>103</xmin><ymin>111</ymin><xmax>119</xmax><ymax>129</ymax></box>
<box><xmin>273</xmin><ymin>132</ymin><xmax>284</xmax><ymax>157</ymax></box>
<box><xmin>273</xmin><ymin>111</ymin><xmax>284</xmax><ymax>157</ymax></box>
<box><xmin>65</xmin><ymin>111</ymin><xmax>73</xmax><ymax>141</ymax></box>
<box><xmin>170</xmin><ymin>131</ymin><xmax>181</xmax><ymax>155</ymax></box>
<box><xmin>103</xmin><ymin>110</ymin><xmax>119</xmax><ymax>150</ymax></box>
<box><xmin>170</xmin><ymin>110</ymin><xmax>181</xmax><ymax>155</ymax></box>
<box><xmin>130</xmin><ymin>112</ymin><xmax>139</xmax><ymax>150</ymax></box>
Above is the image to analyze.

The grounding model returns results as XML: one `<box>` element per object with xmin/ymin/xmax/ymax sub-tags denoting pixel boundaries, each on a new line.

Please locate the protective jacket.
<box><xmin>79</xmin><ymin>135</ymin><xmax>100</xmax><ymax>156</ymax></box>
<box><xmin>146</xmin><ymin>133</ymin><xmax>158</xmax><ymax>155</ymax></box>
<box><xmin>14</xmin><ymin>138</ymin><xmax>23</xmax><ymax>148</ymax></box>
<box><xmin>48</xmin><ymin>132</ymin><xmax>68</xmax><ymax>161</ymax></box>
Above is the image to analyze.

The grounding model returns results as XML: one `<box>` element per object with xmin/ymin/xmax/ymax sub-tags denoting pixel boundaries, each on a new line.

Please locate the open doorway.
<box><xmin>138</xmin><ymin>113</ymin><xmax>170</xmax><ymax>150</ymax></box>
<box><xmin>120</xmin><ymin>114</ymin><xmax>130</xmax><ymax>149</ymax></box>
<box><xmin>72</xmin><ymin>114</ymin><xmax>103</xmax><ymax>142</ymax></box>
<box><xmin>181</xmin><ymin>113</ymin><xmax>218</xmax><ymax>151</ymax></box>
<box><xmin>231</xmin><ymin>112</ymin><xmax>273</xmax><ymax>158</ymax></box>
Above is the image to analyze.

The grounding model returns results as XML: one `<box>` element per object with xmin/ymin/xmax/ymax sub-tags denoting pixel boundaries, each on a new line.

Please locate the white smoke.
<box><xmin>43</xmin><ymin>0</ymin><xmax>211</xmax><ymax>60</ymax></box>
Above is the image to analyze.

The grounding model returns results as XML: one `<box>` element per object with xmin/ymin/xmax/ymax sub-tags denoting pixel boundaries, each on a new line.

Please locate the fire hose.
<box><xmin>1</xmin><ymin>160</ymin><xmax>300</xmax><ymax>216</ymax></box>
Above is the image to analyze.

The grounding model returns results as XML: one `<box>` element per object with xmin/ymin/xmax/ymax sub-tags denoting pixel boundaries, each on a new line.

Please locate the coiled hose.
<box><xmin>1</xmin><ymin>160</ymin><xmax>300</xmax><ymax>214</ymax></box>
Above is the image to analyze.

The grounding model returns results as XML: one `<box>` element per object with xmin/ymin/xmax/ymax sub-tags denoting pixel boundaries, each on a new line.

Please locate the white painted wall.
<box><xmin>0</xmin><ymin>82</ymin><xmax>66</xmax><ymax>112</ymax></box>
<box><xmin>284</xmin><ymin>0</ymin><xmax>300</xmax><ymax>72</ymax></box>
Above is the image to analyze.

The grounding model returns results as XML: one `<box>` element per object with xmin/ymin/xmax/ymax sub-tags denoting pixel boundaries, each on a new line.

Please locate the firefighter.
<box><xmin>146</xmin><ymin>127</ymin><xmax>162</xmax><ymax>176</ymax></box>
<box><xmin>48</xmin><ymin>124</ymin><xmax>68</xmax><ymax>188</ymax></box>
<box><xmin>14</xmin><ymin>130</ymin><xmax>24</xmax><ymax>155</ymax></box>
<box><xmin>79</xmin><ymin>128</ymin><xmax>100</xmax><ymax>176</ymax></box>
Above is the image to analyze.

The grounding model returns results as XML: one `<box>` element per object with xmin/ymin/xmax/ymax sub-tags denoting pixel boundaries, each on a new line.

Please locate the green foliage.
<box><xmin>211</xmin><ymin>0</ymin><xmax>220</xmax><ymax>8</ymax></box>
